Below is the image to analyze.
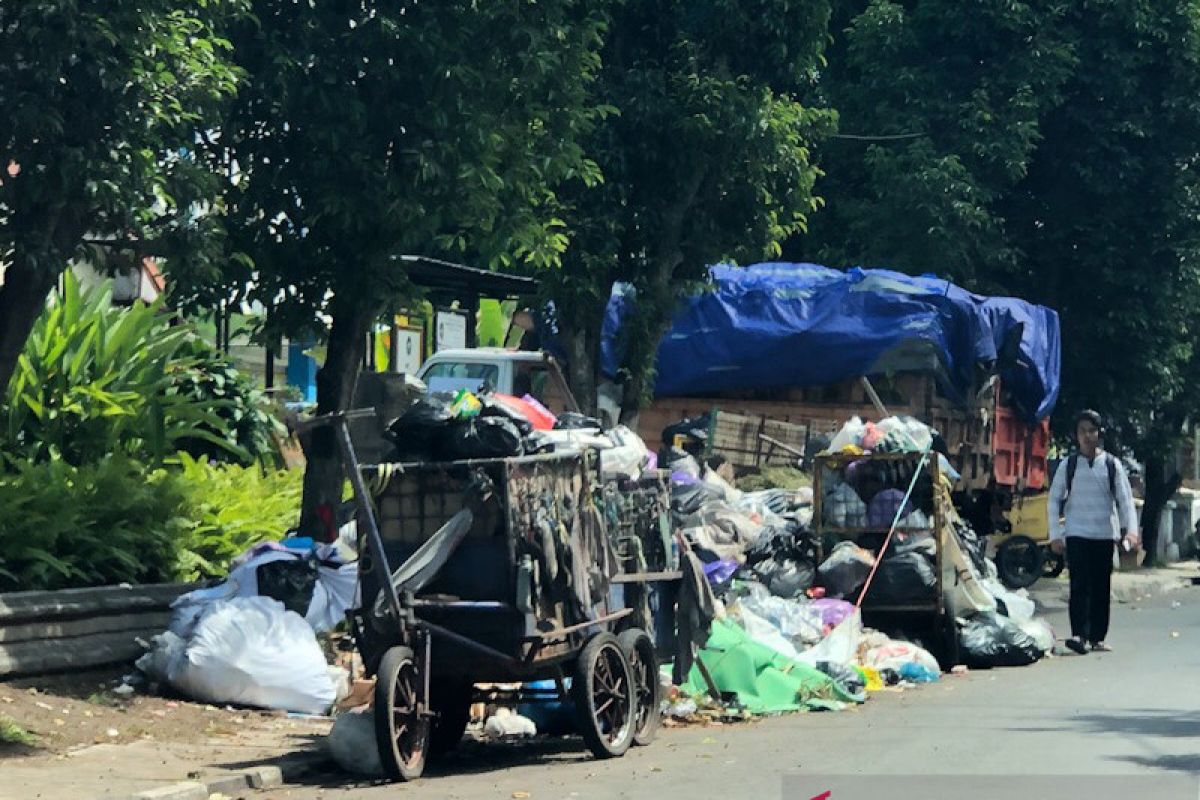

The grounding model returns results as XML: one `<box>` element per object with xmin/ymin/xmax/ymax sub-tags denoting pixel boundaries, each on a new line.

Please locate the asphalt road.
<box><xmin>258</xmin><ymin>585</ymin><xmax>1200</xmax><ymax>800</ymax></box>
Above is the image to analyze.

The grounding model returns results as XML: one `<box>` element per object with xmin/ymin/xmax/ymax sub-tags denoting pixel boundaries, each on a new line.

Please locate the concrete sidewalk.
<box><xmin>3</xmin><ymin>717</ymin><xmax>332</xmax><ymax>800</ymax></box>
<box><xmin>1032</xmin><ymin>559</ymin><xmax>1198</xmax><ymax>610</ymax></box>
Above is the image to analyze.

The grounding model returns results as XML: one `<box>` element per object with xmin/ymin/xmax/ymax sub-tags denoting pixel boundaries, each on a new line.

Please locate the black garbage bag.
<box><xmin>477</xmin><ymin>393</ymin><xmax>534</xmax><ymax>436</ymax></box>
<box><xmin>662</xmin><ymin>414</ymin><xmax>711</xmax><ymax>449</ymax></box>
<box><xmin>953</xmin><ymin>519</ymin><xmax>988</xmax><ymax>577</ymax></box>
<box><xmin>816</xmin><ymin>661</ymin><xmax>866</xmax><ymax>696</ymax></box>
<box><xmin>670</xmin><ymin>482</ymin><xmax>724</xmax><ymax>516</ymax></box>
<box><xmin>555</xmin><ymin>412</ymin><xmax>602</xmax><ymax>430</ymax></box>
<box><xmin>443</xmin><ymin>416</ymin><xmax>524</xmax><ymax>461</ymax></box>
<box><xmin>256</xmin><ymin>558</ymin><xmax>318</xmax><ymax>616</ymax></box>
<box><xmin>959</xmin><ymin>611</ymin><xmax>1044</xmax><ymax>668</ymax></box>
<box><xmin>522</xmin><ymin>430</ymin><xmax>557</xmax><ymax>455</ymax></box>
<box><xmin>386</xmin><ymin>392</ymin><xmax>457</xmax><ymax>460</ymax></box>
<box><xmin>748</xmin><ymin>555</ymin><xmax>816</xmax><ymax>599</ymax></box>
<box><xmin>865</xmin><ymin>547</ymin><xmax>936</xmax><ymax>605</ymax></box>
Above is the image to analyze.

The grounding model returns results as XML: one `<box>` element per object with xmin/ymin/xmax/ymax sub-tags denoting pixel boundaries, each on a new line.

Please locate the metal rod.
<box><xmin>420</xmin><ymin>621</ymin><xmax>524</xmax><ymax>671</ymax></box>
<box><xmin>407</xmin><ymin>600</ymin><xmax>513</xmax><ymax>611</ymax></box>
<box><xmin>332</xmin><ymin>414</ymin><xmax>404</xmax><ymax>623</ymax></box>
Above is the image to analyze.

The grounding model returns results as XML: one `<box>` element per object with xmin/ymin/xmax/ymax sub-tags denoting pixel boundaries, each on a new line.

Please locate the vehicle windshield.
<box><xmin>422</xmin><ymin>361</ymin><xmax>500</xmax><ymax>394</ymax></box>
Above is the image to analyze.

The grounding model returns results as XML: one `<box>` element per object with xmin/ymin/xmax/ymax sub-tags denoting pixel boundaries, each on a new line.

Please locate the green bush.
<box><xmin>173</xmin><ymin>453</ymin><xmax>303</xmax><ymax>580</ymax></box>
<box><xmin>168</xmin><ymin>338</ymin><xmax>285</xmax><ymax>468</ymax></box>
<box><xmin>0</xmin><ymin>453</ymin><xmax>303</xmax><ymax>591</ymax></box>
<box><xmin>0</xmin><ymin>457</ymin><xmax>186</xmax><ymax>591</ymax></box>
<box><xmin>1</xmin><ymin>272</ymin><xmax>281</xmax><ymax>469</ymax></box>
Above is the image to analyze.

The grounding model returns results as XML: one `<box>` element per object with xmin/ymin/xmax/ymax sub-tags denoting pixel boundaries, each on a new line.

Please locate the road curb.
<box><xmin>117</xmin><ymin>749</ymin><xmax>333</xmax><ymax>800</ymax></box>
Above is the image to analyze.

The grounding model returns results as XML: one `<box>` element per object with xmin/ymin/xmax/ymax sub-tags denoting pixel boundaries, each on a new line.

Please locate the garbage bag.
<box><xmin>1017</xmin><ymin>617</ymin><xmax>1056</xmax><ymax>654</ymax></box>
<box><xmin>386</xmin><ymin>392</ymin><xmax>457</xmax><ymax>460</ymax></box>
<box><xmin>738</xmin><ymin>593</ymin><xmax>825</xmax><ymax>646</ymax></box>
<box><xmin>662</xmin><ymin>414</ymin><xmax>711</xmax><ymax>449</ymax></box>
<box><xmin>865</xmin><ymin>488</ymin><xmax>916</xmax><ymax>529</ymax></box>
<box><xmin>817</xmin><ymin>542</ymin><xmax>875</xmax><ymax>598</ymax></box>
<box><xmin>983</xmin><ymin>578</ymin><xmax>1036</xmax><ymax>623</ymax></box>
<box><xmin>810</xmin><ymin>598</ymin><xmax>855</xmax><ymax>628</ymax></box>
<box><xmin>478</xmin><ymin>393</ymin><xmax>535</xmax><ymax>435</ymax></box>
<box><xmin>748</xmin><ymin>555</ymin><xmax>816</xmax><ymax>599</ymax></box>
<box><xmin>861</xmin><ymin>635</ymin><xmax>941</xmax><ymax>676</ymax></box>
<box><xmin>959</xmin><ymin>611</ymin><xmax>1044</xmax><ymax>668</ymax></box>
<box><xmin>817</xmin><ymin>661</ymin><xmax>866</xmax><ymax>696</ymax></box>
<box><xmin>599</xmin><ymin>425</ymin><xmax>649</xmax><ymax>481</ymax></box>
<box><xmin>822</xmin><ymin>481</ymin><xmax>868</xmax><ymax>529</ymax></box>
<box><xmin>662</xmin><ymin>447</ymin><xmax>702</xmax><ymax>479</ymax></box>
<box><xmin>442</xmin><ymin>416</ymin><xmax>524</xmax><ymax>460</ymax></box>
<box><xmin>167</xmin><ymin>597</ymin><xmax>336</xmax><ymax>715</ymax></box>
<box><xmin>256</xmin><ymin>558</ymin><xmax>318</xmax><ymax>616</ymax></box>
<box><xmin>827</xmin><ymin>417</ymin><xmax>867</xmax><ymax>453</ymax></box>
<box><xmin>671</xmin><ymin>482</ymin><xmax>724</xmax><ymax>516</ymax></box>
<box><xmin>328</xmin><ymin>710</ymin><xmax>385</xmax><ymax>778</ymax></box>
<box><xmin>864</xmin><ymin>550</ymin><xmax>936</xmax><ymax>605</ymax></box>
<box><xmin>555</xmin><ymin>412</ymin><xmax>603</xmax><ymax>430</ymax></box>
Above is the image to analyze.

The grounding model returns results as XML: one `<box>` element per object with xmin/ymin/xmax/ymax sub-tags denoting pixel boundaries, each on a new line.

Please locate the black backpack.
<box><xmin>1057</xmin><ymin>452</ymin><xmax>1118</xmax><ymax>516</ymax></box>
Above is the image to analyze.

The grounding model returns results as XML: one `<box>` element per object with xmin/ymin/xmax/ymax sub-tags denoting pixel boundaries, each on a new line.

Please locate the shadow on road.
<box><xmin>1110</xmin><ymin>753</ymin><xmax>1200</xmax><ymax>774</ymax></box>
<box><xmin>1071</xmin><ymin>710</ymin><xmax>1200</xmax><ymax>739</ymax></box>
<box><xmin>272</xmin><ymin>735</ymin><xmax>596</xmax><ymax>791</ymax></box>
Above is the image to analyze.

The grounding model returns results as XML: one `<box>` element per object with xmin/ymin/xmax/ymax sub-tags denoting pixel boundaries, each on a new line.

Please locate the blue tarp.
<box><xmin>599</xmin><ymin>263</ymin><xmax>1060</xmax><ymax>421</ymax></box>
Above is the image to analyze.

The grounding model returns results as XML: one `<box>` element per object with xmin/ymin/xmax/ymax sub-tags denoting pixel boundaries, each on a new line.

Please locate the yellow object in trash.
<box><xmin>450</xmin><ymin>389</ymin><xmax>483</xmax><ymax>419</ymax></box>
<box><xmin>857</xmin><ymin>666</ymin><xmax>884</xmax><ymax>692</ymax></box>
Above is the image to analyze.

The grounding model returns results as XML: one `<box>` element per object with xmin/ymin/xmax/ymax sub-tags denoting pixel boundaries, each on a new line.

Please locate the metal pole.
<box><xmin>331</xmin><ymin>414</ymin><xmax>404</xmax><ymax>622</ymax></box>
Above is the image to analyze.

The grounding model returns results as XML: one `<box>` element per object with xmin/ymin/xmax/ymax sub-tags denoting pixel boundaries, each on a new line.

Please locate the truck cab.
<box><xmin>416</xmin><ymin>348</ymin><xmax>580</xmax><ymax>416</ymax></box>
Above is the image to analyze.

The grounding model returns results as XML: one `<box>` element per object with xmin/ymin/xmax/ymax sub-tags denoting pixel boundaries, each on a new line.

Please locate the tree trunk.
<box><xmin>297</xmin><ymin>296</ymin><xmax>377</xmax><ymax>540</ymax></box>
<box><xmin>0</xmin><ymin>260</ymin><xmax>59</xmax><ymax>395</ymax></box>
<box><xmin>561</xmin><ymin>322</ymin><xmax>599</xmax><ymax>416</ymax></box>
<box><xmin>1139</xmin><ymin>454</ymin><xmax>1181</xmax><ymax>567</ymax></box>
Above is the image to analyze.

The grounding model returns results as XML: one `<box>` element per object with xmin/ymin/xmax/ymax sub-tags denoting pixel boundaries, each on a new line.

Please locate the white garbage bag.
<box><xmin>328</xmin><ymin>709</ymin><xmax>385</xmax><ymax>778</ymax></box>
<box><xmin>168</xmin><ymin>596</ymin><xmax>336</xmax><ymax>715</ymax></box>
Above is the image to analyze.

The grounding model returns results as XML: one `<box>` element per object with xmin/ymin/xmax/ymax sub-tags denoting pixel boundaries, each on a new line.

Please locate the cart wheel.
<box><xmin>1043</xmin><ymin>549</ymin><xmax>1065</xmax><ymax>579</ymax></box>
<box><xmin>996</xmin><ymin>535</ymin><xmax>1044</xmax><ymax>589</ymax></box>
<box><xmin>617</xmin><ymin>629</ymin><xmax>661</xmax><ymax>747</ymax></box>
<box><xmin>571</xmin><ymin>633</ymin><xmax>636</xmax><ymax>759</ymax></box>
<box><xmin>429</xmin><ymin>678</ymin><xmax>473</xmax><ymax>759</ymax></box>
<box><xmin>374</xmin><ymin>646</ymin><xmax>429</xmax><ymax>782</ymax></box>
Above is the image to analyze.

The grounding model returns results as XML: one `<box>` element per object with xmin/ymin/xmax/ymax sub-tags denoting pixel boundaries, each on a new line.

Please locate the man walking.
<box><xmin>1047</xmin><ymin>410</ymin><xmax>1140</xmax><ymax>654</ymax></box>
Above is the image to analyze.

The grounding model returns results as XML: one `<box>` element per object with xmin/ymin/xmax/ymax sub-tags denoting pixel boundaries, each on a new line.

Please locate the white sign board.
<box><xmin>392</xmin><ymin>328</ymin><xmax>423</xmax><ymax>375</ymax></box>
<box><xmin>435</xmin><ymin>311</ymin><xmax>467</xmax><ymax>352</ymax></box>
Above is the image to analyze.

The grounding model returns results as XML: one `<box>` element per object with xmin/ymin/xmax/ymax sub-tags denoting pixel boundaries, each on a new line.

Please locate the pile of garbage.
<box><xmin>387</xmin><ymin>388</ymin><xmax>652</xmax><ymax>481</ymax></box>
<box><xmin>134</xmin><ymin>537</ymin><xmax>361</xmax><ymax>716</ymax></box>
<box><xmin>659</xmin><ymin>413</ymin><xmax>1055</xmax><ymax>720</ymax></box>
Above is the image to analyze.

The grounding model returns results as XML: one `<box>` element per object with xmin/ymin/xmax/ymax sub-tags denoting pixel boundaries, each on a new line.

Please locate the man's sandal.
<box><xmin>1065</xmin><ymin>638</ymin><xmax>1089</xmax><ymax>655</ymax></box>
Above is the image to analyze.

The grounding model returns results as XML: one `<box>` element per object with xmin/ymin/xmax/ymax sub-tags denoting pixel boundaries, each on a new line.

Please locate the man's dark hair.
<box><xmin>1075</xmin><ymin>409</ymin><xmax>1104</xmax><ymax>432</ymax></box>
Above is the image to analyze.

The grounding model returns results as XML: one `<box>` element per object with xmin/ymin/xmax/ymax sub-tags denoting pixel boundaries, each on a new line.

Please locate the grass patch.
<box><xmin>736</xmin><ymin>466</ymin><xmax>813</xmax><ymax>492</ymax></box>
<box><xmin>0</xmin><ymin>715</ymin><xmax>36</xmax><ymax>747</ymax></box>
<box><xmin>85</xmin><ymin>692</ymin><xmax>120</xmax><ymax>707</ymax></box>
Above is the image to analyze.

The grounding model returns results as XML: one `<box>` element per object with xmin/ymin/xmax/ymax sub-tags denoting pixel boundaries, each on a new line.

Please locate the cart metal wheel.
<box><xmin>617</xmin><ymin>628</ymin><xmax>661</xmax><ymax>746</ymax></box>
<box><xmin>429</xmin><ymin>678</ymin><xmax>473</xmax><ymax>759</ymax></box>
<box><xmin>1043</xmin><ymin>548</ymin><xmax>1065</xmax><ymax>579</ymax></box>
<box><xmin>571</xmin><ymin>632</ymin><xmax>636</xmax><ymax>759</ymax></box>
<box><xmin>996</xmin><ymin>535</ymin><xmax>1044</xmax><ymax>590</ymax></box>
<box><xmin>374</xmin><ymin>646</ymin><xmax>429</xmax><ymax>782</ymax></box>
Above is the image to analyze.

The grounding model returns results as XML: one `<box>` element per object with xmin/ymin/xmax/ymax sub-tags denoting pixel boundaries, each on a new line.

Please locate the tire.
<box><xmin>617</xmin><ymin>629</ymin><xmax>662</xmax><ymax>747</ymax></box>
<box><xmin>374</xmin><ymin>646</ymin><xmax>430</xmax><ymax>782</ymax></box>
<box><xmin>996</xmin><ymin>535</ymin><xmax>1044</xmax><ymax>590</ymax></box>
<box><xmin>571</xmin><ymin>633</ymin><xmax>636</xmax><ymax>759</ymax></box>
<box><xmin>1043</xmin><ymin>549</ymin><xmax>1065</xmax><ymax>579</ymax></box>
<box><xmin>429</xmin><ymin>678</ymin><xmax>473</xmax><ymax>759</ymax></box>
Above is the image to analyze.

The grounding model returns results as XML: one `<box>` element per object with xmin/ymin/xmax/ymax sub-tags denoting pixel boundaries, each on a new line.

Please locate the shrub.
<box><xmin>0</xmin><ymin>457</ymin><xmax>186</xmax><ymax>591</ymax></box>
<box><xmin>1</xmin><ymin>273</ymin><xmax>281</xmax><ymax>469</ymax></box>
<box><xmin>173</xmin><ymin>453</ymin><xmax>303</xmax><ymax>580</ymax></box>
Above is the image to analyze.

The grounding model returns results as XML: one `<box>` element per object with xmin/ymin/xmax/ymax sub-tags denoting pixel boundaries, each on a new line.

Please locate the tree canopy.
<box><xmin>0</xmin><ymin>1</ymin><xmax>244</xmax><ymax>392</ymax></box>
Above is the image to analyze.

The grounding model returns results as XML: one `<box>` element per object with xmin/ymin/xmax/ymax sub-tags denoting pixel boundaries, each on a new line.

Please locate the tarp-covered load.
<box><xmin>600</xmin><ymin>263</ymin><xmax>1061</xmax><ymax>422</ymax></box>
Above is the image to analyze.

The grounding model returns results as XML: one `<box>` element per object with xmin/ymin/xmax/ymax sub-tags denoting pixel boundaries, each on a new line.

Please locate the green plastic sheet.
<box><xmin>681</xmin><ymin>619</ymin><xmax>865</xmax><ymax>713</ymax></box>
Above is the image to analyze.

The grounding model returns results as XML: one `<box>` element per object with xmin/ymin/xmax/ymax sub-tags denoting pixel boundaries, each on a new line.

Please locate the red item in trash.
<box><xmin>493</xmin><ymin>394</ymin><xmax>555</xmax><ymax>430</ymax></box>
